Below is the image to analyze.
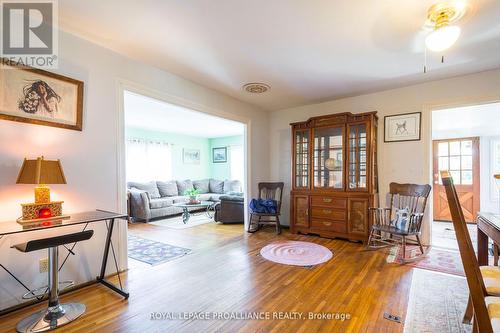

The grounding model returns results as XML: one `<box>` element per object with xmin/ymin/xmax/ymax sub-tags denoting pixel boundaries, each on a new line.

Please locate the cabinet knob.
<box><xmin>323</xmin><ymin>198</ymin><xmax>332</xmax><ymax>203</ymax></box>
<box><xmin>323</xmin><ymin>209</ymin><xmax>332</xmax><ymax>214</ymax></box>
<box><xmin>323</xmin><ymin>222</ymin><xmax>332</xmax><ymax>226</ymax></box>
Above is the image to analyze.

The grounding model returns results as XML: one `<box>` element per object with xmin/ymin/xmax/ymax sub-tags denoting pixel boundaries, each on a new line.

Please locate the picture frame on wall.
<box><xmin>212</xmin><ymin>147</ymin><xmax>227</xmax><ymax>163</ymax></box>
<box><xmin>183</xmin><ymin>148</ymin><xmax>200</xmax><ymax>164</ymax></box>
<box><xmin>384</xmin><ymin>112</ymin><xmax>421</xmax><ymax>142</ymax></box>
<box><xmin>0</xmin><ymin>59</ymin><xmax>84</xmax><ymax>131</ymax></box>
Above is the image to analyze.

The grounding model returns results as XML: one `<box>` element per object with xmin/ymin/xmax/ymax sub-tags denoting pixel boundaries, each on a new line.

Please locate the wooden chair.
<box><xmin>367</xmin><ymin>182</ymin><xmax>431</xmax><ymax>263</ymax></box>
<box><xmin>441</xmin><ymin>170</ymin><xmax>497</xmax><ymax>333</ymax></box>
<box><xmin>247</xmin><ymin>182</ymin><xmax>284</xmax><ymax>234</ymax></box>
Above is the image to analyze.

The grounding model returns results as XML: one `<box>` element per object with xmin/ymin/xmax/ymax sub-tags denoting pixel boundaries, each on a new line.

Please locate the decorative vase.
<box><xmin>188</xmin><ymin>195</ymin><xmax>198</xmax><ymax>204</ymax></box>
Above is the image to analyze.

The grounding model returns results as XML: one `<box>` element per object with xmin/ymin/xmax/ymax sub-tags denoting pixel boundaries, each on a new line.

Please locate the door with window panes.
<box><xmin>433</xmin><ymin>137</ymin><xmax>480</xmax><ymax>222</ymax></box>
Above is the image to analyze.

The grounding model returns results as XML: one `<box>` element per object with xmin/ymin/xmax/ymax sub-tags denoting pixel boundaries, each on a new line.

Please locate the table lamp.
<box><xmin>16</xmin><ymin>156</ymin><xmax>68</xmax><ymax>223</ymax></box>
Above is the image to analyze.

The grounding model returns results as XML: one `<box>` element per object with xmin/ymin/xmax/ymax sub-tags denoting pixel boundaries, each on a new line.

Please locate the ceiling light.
<box><xmin>426</xmin><ymin>25</ymin><xmax>461</xmax><ymax>52</ymax></box>
<box><xmin>425</xmin><ymin>1</ymin><xmax>467</xmax><ymax>52</ymax></box>
<box><xmin>243</xmin><ymin>83</ymin><xmax>270</xmax><ymax>94</ymax></box>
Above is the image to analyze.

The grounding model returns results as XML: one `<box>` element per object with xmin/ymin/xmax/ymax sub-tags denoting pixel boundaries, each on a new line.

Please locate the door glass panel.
<box><xmin>294</xmin><ymin>130</ymin><xmax>309</xmax><ymax>188</ymax></box>
<box><xmin>450</xmin><ymin>170</ymin><xmax>461</xmax><ymax>185</ymax></box>
<box><xmin>449</xmin><ymin>156</ymin><xmax>460</xmax><ymax>170</ymax></box>
<box><xmin>461</xmin><ymin>140</ymin><xmax>472</xmax><ymax>155</ymax></box>
<box><xmin>348</xmin><ymin>123</ymin><xmax>367</xmax><ymax>190</ymax></box>
<box><xmin>462</xmin><ymin>171</ymin><xmax>473</xmax><ymax>185</ymax></box>
<box><xmin>461</xmin><ymin>155</ymin><xmax>472</xmax><ymax>170</ymax></box>
<box><xmin>449</xmin><ymin>141</ymin><xmax>461</xmax><ymax>155</ymax></box>
<box><xmin>438</xmin><ymin>142</ymin><xmax>448</xmax><ymax>156</ymax></box>
<box><xmin>436</xmin><ymin>138</ymin><xmax>476</xmax><ymax>186</ymax></box>
<box><xmin>438</xmin><ymin>157</ymin><xmax>449</xmax><ymax>170</ymax></box>
<box><xmin>314</xmin><ymin>127</ymin><xmax>343</xmax><ymax>189</ymax></box>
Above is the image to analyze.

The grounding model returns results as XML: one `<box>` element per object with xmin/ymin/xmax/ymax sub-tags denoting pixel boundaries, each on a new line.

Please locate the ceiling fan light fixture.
<box><xmin>425</xmin><ymin>1</ymin><xmax>467</xmax><ymax>52</ymax></box>
<box><xmin>425</xmin><ymin>25</ymin><xmax>461</xmax><ymax>52</ymax></box>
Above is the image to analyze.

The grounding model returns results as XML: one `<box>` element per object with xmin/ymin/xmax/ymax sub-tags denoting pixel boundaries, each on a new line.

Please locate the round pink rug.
<box><xmin>260</xmin><ymin>241</ymin><xmax>333</xmax><ymax>266</ymax></box>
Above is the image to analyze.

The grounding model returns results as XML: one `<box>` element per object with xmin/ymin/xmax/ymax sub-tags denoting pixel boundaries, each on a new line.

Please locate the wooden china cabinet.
<box><xmin>290</xmin><ymin>111</ymin><xmax>378</xmax><ymax>243</ymax></box>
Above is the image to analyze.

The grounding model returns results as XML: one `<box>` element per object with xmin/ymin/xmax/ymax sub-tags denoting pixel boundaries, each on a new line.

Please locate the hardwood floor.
<box><xmin>0</xmin><ymin>222</ymin><xmax>415</xmax><ymax>333</ymax></box>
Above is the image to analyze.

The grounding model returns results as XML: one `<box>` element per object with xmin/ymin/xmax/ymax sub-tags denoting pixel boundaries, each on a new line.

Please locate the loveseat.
<box><xmin>127</xmin><ymin>179</ymin><xmax>242</xmax><ymax>222</ymax></box>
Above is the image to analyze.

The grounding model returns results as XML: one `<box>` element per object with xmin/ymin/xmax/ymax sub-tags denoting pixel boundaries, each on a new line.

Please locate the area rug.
<box><xmin>404</xmin><ymin>268</ymin><xmax>471</xmax><ymax>333</ymax></box>
<box><xmin>150</xmin><ymin>214</ymin><xmax>214</xmax><ymax>229</ymax></box>
<box><xmin>260</xmin><ymin>241</ymin><xmax>333</xmax><ymax>266</ymax></box>
<box><xmin>128</xmin><ymin>234</ymin><xmax>192</xmax><ymax>265</ymax></box>
<box><xmin>387</xmin><ymin>245</ymin><xmax>464</xmax><ymax>276</ymax></box>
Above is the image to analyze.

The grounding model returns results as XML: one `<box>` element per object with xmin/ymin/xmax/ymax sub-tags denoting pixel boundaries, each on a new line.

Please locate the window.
<box><xmin>230</xmin><ymin>145</ymin><xmax>244</xmax><ymax>183</ymax></box>
<box><xmin>126</xmin><ymin>138</ymin><xmax>172</xmax><ymax>181</ymax></box>
<box><xmin>437</xmin><ymin>139</ymin><xmax>473</xmax><ymax>185</ymax></box>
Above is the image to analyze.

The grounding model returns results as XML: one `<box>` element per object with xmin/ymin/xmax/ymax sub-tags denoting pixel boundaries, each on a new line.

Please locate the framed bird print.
<box><xmin>384</xmin><ymin>112</ymin><xmax>421</xmax><ymax>142</ymax></box>
<box><xmin>0</xmin><ymin>59</ymin><xmax>84</xmax><ymax>131</ymax></box>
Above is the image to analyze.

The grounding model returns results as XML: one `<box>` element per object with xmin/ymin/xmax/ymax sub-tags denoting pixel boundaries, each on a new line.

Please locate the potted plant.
<box><xmin>185</xmin><ymin>188</ymin><xmax>201</xmax><ymax>204</ymax></box>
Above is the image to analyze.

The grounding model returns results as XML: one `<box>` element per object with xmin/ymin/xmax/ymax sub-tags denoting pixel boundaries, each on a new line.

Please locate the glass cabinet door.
<box><xmin>348</xmin><ymin>123</ymin><xmax>368</xmax><ymax>190</ymax></box>
<box><xmin>313</xmin><ymin>126</ymin><xmax>344</xmax><ymax>189</ymax></box>
<box><xmin>294</xmin><ymin>130</ymin><xmax>309</xmax><ymax>188</ymax></box>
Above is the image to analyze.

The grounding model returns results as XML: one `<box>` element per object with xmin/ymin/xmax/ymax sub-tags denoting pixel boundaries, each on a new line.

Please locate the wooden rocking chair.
<box><xmin>367</xmin><ymin>182</ymin><xmax>431</xmax><ymax>263</ymax></box>
<box><xmin>247</xmin><ymin>182</ymin><xmax>284</xmax><ymax>234</ymax></box>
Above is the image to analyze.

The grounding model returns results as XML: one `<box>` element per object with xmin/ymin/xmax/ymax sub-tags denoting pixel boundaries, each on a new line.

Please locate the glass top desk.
<box><xmin>0</xmin><ymin>210</ymin><xmax>129</xmax><ymax>315</ymax></box>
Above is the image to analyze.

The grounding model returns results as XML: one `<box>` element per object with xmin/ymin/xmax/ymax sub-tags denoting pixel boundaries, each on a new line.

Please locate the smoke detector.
<box><xmin>243</xmin><ymin>83</ymin><xmax>270</xmax><ymax>94</ymax></box>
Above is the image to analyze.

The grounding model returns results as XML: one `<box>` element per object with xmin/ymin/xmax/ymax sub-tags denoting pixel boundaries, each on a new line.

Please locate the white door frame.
<box><xmin>115</xmin><ymin>79</ymin><xmax>252</xmax><ymax>270</ymax></box>
<box><xmin>424</xmin><ymin>97</ymin><xmax>500</xmax><ymax>245</ymax></box>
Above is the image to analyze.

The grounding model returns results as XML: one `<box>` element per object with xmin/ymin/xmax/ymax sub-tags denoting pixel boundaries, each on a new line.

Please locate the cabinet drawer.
<box><xmin>311</xmin><ymin>196</ymin><xmax>347</xmax><ymax>209</ymax></box>
<box><xmin>311</xmin><ymin>207</ymin><xmax>346</xmax><ymax>220</ymax></box>
<box><xmin>311</xmin><ymin>219</ymin><xmax>347</xmax><ymax>233</ymax></box>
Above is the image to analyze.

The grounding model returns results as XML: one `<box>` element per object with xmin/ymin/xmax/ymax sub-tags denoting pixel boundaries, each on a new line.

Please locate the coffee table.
<box><xmin>172</xmin><ymin>201</ymin><xmax>214</xmax><ymax>224</ymax></box>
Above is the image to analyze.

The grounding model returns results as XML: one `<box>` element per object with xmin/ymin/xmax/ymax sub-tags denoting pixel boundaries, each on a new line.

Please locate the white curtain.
<box><xmin>230</xmin><ymin>145</ymin><xmax>244</xmax><ymax>183</ymax></box>
<box><xmin>126</xmin><ymin>138</ymin><xmax>172</xmax><ymax>181</ymax></box>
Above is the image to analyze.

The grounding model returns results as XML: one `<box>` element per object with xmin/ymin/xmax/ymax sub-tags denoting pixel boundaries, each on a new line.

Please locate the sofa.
<box><xmin>127</xmin><ymin>179</ymin><xmax>242</xmax><ymax>222</ymax></box>
<box><xmin>214</xmin><ymin>195</ymin><xmax>244</xmax><ymax>224</ymax></box>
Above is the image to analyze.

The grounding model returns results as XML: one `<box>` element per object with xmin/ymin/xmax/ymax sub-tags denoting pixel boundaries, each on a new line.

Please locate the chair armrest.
<box><xmin>128</xmin><ymin>189</ymin><xmax>151</xmax><ymax>220</ymax></box>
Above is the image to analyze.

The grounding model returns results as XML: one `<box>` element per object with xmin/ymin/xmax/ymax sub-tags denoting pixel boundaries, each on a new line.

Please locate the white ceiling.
<box><xmin>432</xmin><ymin>102</ymin><xmax>500</xmax><ymax>139</ymax></box>
<box><xmin>124</xmin><ymin>91</ymin><xmax>245</xmax><ymax>138</ymax></box>
<box><xmin>59</xmin><ymin>0</ymin><xmax>500</xmax><ymax>111</ymax></box>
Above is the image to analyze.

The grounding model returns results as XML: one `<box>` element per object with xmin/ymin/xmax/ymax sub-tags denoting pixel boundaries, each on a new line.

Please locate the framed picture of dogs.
<box><xmin>0</xmin><ymin>59</ymin><xmax>84</xmax><ymax>131</ymax></box>
<box><xmin>384</xmin><ymin>112</ymin><xmax>421</xmax><ymax>142</ymax></box>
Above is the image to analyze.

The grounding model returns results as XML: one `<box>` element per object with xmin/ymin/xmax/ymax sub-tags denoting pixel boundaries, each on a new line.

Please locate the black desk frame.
<box><xmin>0</xmin><ymin>211</ymin><xmax>129</xmax><ymax>316</ymax></box>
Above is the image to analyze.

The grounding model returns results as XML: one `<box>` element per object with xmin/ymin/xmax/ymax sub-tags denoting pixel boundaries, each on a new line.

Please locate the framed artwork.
<box><xmin>384</xmin><ymin>112</ymin><xmax>421</xmax><ymax>142</ymax></box>
<box><xmin>212</xmin><ymin>147</ymin><xmax>227</xmax><ymax>163</ymax></box>
<box><xmin>183</xmin><ymin>149</ymin><xmax>200</xmax><ymax>164</ymax></box>
<box><xmin>0</xmin><ymin>59</ymin><xmax>84</xmax><ymax>131</ymax></box>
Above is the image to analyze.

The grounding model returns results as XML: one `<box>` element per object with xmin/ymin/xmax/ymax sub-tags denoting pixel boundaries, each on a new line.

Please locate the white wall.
<box><xmin>0</xmin><ymin>30</ymin><xmax>268</xmax><ymax>310</ymax></box>
<box><xmin>269</xmin><ymin>68</ymin><xmax>500</xmax><ymax>245</ymax></box>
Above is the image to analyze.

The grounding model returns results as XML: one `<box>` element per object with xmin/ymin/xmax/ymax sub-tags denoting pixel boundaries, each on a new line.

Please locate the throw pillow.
<box><xmin>224</xmin><ymin>180</ymin><xmax>242</xmax><ymax>193</ymax></box>
<box><xmin>394</xmin><ymin>207</ymin><xmax>410</xmax><ymax>232</ymax></box>
<box><xmin>193</xmin><ymin>179</ymin><xmax>210</xmax><ymax>194</ymax></box>
<box><xmin>177</xmin><ymin>179</ymin><xmax>194</xmax><ymax>195</ymax></box>
<box><xmin>127</xmin><ymin>181</ymin><xmax>160</xmax><ymax>199</ymax></box>
<box><xmin>157</xmin><ymin>180</ymin><xmax>178</xmax><ymax>197</ymax></box>
<box><xmin>209</xmin><ymin>179</ymin><xmax>224</xmax><ymax>194</ymax></box>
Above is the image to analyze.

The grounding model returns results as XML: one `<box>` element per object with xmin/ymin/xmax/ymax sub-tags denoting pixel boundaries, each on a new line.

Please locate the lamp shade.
<box><xmin>16</xmin><ymin>157</ymin><xmax>67</xmax><ymax>185</ymax></box>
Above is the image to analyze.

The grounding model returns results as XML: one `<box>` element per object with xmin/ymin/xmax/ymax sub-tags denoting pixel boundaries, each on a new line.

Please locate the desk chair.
<box><xmin>12</xmin><ymin>230</ymin><xmax>94</xmax><ymax>333</ymax></box>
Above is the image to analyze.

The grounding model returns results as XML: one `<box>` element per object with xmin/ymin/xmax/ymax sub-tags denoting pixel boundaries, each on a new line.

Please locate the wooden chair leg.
<box><xmin>247</xmin><ymin>214</ymin><xmax>257</xmax><ymax>233</ymax></box>
<box><xmin>494</xmin><ymin>243</ymin><xmax>499</xmax><ymax>266</ymax></box>
<box><xmin>463</xmin><ymin>295</ymin><xmax>473</xmax><ymax>324</ymax></box>
<box><xmin>366</xmin><ymin>228</ymin><xmax>374</xmax><ymax>248</ymax></box>
<box><xmin>275</xmin><ymin>216</ymin><xmax>281</xmax><ymax>235</ymax></box>
<box><xmin>416</xmin><ymin>234</ymin><xmax>425</xmax><ymax>255</ymax></box>
<box><xmin>401</xmin><ymin>236</ymin><xmax>406</xmax><ymax>263</ymax></box>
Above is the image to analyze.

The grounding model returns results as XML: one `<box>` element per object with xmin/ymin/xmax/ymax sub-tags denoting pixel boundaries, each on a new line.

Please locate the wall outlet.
<box><xmin>39</xmin><ymin>258</ymin><xmax>49</xmax><ymax>273</ymax></box>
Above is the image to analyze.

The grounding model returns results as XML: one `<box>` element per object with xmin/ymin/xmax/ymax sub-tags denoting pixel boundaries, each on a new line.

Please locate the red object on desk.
<box><xmin>37</xmin><ymin>208</ymin><xmax>53</xmax><ymax>219</ymax></box>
